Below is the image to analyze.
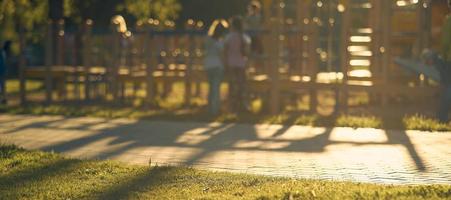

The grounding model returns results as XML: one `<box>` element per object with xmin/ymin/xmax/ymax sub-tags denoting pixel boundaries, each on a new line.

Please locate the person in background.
<box><xmin>437</xmin><ymin>0</ymin><xmax>451</xmax><ymax>123</ymax></box>
<box><xmin>204</xmin><ymin>19</ymin><xmax>228</xmax><ymax>115</ymax></box>
<box><xmin>224</xmin><ymin>16</ymin><xmax>251</xmax><ymax>112</ymax></box>
<box><xmin>0</xmin><ymin>41</ymin><xmax>11</xmax><ymax>105</ymax></box>
<box><xmin>245</xmin><ymin>0</ymin><xmax>264</xmax><ymax>55</ymax></box>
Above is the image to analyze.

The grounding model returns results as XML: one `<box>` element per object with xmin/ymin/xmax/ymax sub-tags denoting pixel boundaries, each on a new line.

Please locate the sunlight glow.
<box><xmin>350</xmin><ymin>59</ymin><xmax>371</xmax><ymax>66</ymax></box>
<box><xmin>176</xmin><ymin>124</ymin><xmax>234</xmax><ymax>145</ymax></box>
<box><xmin>233</xmin><ymin>140</ymin><xmax>291</xmax><ymax>150</ymax></box>
<box><xmin>361</xmin><ymin>3</ymin><xmax>372</xmax><ymax>9</ymax></box>
<box><xmin>357</xmin><ymin>28</ymin><xmax>373</xmax><ymax>34</ymax></box>
<box><xmin>254</xmin><ymin>75</ymin><xmax>268</xmax><ymax>81</ymax></box>
<box><xmin>348</xmin><ymin>46</ymin><xmax>370</xmax><ymax>52</ymax></box>
<box><xmin>329</xmin><ymin>128</ymin><xmax>388</xmax><ymax>143</ymax></box>
<box><xmin>347</xmin><ymin>80</ymin><xmax>373</xmax><ymax>86</ymax></box>
<box><xmin>348</xmin><ymin>69</ymin><xmax>372</xmax><ymax>78</ymax></box>
<box><xmin>337</xmin><ymin>4</ymin><xmax>346</xmax><ymax>12</ymax></box>
<box><xmin>396</xmin><ymin>0</ymin><xmax>419</xmax><ymax>6</ymax></box>
<box><xmin>350</xmin><ymin>51</ymin><xmax>373</xmax><ymax>57</ymax></box>
<box><xmin>317</xmin><ymin>72</ymin><xmax>344</xmax><ymax>83</ymax></box>
<box><xmin>350</xmin><ymin>36</ymin><xmax>372</xmax><ymax>43</ymax></box>
<box><xmin>289</xmin><ymin>75</ymin><xmax>311</xmax><ymax>82</ymax></box>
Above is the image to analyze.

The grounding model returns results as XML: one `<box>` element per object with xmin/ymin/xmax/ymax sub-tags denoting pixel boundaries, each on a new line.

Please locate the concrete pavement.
<box><xmin>0</xmin><ymin>114</ymin><xmax>450</xmax><ymax>185</ymax></box>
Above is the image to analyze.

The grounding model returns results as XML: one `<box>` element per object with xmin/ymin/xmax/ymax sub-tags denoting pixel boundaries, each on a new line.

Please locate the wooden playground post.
<box><xmin>56</xmin><ymin>19</ymin><xmax>67</xmax><ymax>100</ymax></box>
<box><xmin>339</xmin><ymin>0</ymin><xmax>351</xmax><ymax>113</ymax></box>
<box><xmin>45</xmin><ymin>20</ymin><xmax>54</xmax><ymax>104</ymax></box>
<box><xmin>370</xmin><ymin>0</ymin><xmax>382</xmax><ymax>79</ymax></box>
<box><xmin>166</xmin><ymin>27</ymin><xmax>177</xmax><ymax>98</ymax></box>
<box><xmin>56</xmin><ymin>19</ymin><xmax>65</xmax><ymax>66</ymax></box>
<box><xmin>269</xmin><ymin>0</ymin><xmax>283</xmax><ymax>114</ymax></box>
<box><xmin>110</xmin><ymin>27</ymin><xmax>121</xmax><ymax>101</ymax></box>
<box><xmin>418</xmin><ymin>0</ymin><xmax>432</xmax><ymax>54</ymax></box>
<box><xmin>161</xmin><ymin>34</ymin><xmax>170</xmax><ymax>98</ymax></box>
<box><xmin>184</xmin><ymin>34</ymin><xmax>194</xmax><ymax>107</ymax></box>
<box><xmin>415</xmin><ymin>1</ymin><xmax>426</xmax><ymax>57</ymax></box>
<box><xmin>193</xmin><ymin>22</ymin><xmax>204</xmax><ymax>98</ymax></box>
<box><xmin>381</xmin><ymin>0</ymin><xmax>392</xmax><ymax>105</ymax></box>
<box><xmin>18</xmin><ymin>26</ymin><xmax>27</xmax><ymax>105</ymax></box>
<box><xmin>308</xmin><ymin>26</ymin><xmax>319</xmax><ymax>113</ymax></box>
<box><xmin>419</xmin><ymin>0</ymin><xmax>432</xmax><ymax>87</ymax></box>
<box><xmin>145</xmin><ymin>25</ymin><xmax>156</xmax><ymax>105</ymax></box>
<box><xmin>83</xmin><ymin>19</ymin><xmax>93</xmax><ymax>101</ymax></box>
<box><xmin>73</xmin><ymin>29</ymin><xmax>80</xmax><ymax>100</ymax></box>
<box><xmin>297</xmin><ymin>1</ymin><xmax>319</xmax><ymax>113</ymax></box>
<box><xmin>369</xmin><ymin>0</ymin><xmax>383</xmax><ymax>105</ymax></box>
<box><xmin>133</xmin><ymin>22</ymin><xmax>145</xmax><ymax>99</ymax></box>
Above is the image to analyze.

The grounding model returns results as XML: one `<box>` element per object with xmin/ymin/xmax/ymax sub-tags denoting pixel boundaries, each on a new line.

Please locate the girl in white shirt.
<box><xmin>204</xmin><ymin>19</ymin><xmax>228</xmax><ymax>115</ymax></box>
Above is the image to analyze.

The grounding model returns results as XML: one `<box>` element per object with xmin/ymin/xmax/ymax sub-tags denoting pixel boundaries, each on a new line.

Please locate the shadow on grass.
<box><xmin>94</xmin><ymin>166</ymin><xmax>176</xmax><ymax>199</ymax></box>
<box><xmin>0</xmin><ymin>158</ymin><xmax>83</xmax><ymax>199</ymax></box>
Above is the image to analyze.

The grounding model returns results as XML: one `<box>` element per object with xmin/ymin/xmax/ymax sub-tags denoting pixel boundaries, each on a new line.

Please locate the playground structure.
<box><xmin>17</xmin><ymin>0</ymin><xmax>449</xmax><ymax>114</ymax></box>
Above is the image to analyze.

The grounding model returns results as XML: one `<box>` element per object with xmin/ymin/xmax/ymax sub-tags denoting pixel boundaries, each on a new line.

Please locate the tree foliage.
<box><xmin>64</xmin><ymin>0</ymin><xmax>181</xmax><ymax>25</ymax></box>
<box><xmin>118</xmin><ymin>0</ymin><xmax>181</xmax><ymax>22</ymax></box>
<box><xmin>0</xmin><ymin>0</ymin><xmax>48</xmax><ymax>52</ymax></box>
<box><xmin>0</xmin><ymin>0</ymin><xmax>181</xmax><ymax>53</ymax></box>
<box><xmin>1</xmin><ymin>0</ymin><xmax>181</xmax><ymax>35</ymax></box>
<box><xmin>0</xmin><ymin>0</ymin><xmax>48</xmax><ymax>30</ymax></box>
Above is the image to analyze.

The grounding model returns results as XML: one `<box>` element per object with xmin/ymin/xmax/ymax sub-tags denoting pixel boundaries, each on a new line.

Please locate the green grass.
<box><xmin>260</xmin><ymin>114</ymin><xmax>318</xmax><ymax>126</ymax></box>
<box><xmin>403</xmin><ymin>115</ymin><xmax>451</xmax><ymax>132</ymax></box>
<box><xmin>1</xmin><ymin>104</ymin><xmax>322</xmax><ymax>128</ymax></box>
<box><xmin>6</xmin><ymin>104</ymin><xmax>132</xmax><ymax>118</ymax></box>
<box><xmin>0</xmin><ymin>145</ymin><xmax>449</xmax><ymax>200</ymax></box>
<box><xmin>3</xmin><ymin>104</ymin><xmax>451</xmax><ymax>132</ymax></box>
<box><xmin>335</xmin><ymin>115</ymin><xmax>383</xmax><ymax>129</ymax></box>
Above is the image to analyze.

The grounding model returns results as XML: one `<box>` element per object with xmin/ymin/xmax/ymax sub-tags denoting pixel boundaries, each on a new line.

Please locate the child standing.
<box><xmin>224</xmin><ymin>16</ymin><xmax>251</xmax><ymax>112</ymax></box>
<box><xmin>204</xmin><ymin>20</ymin><xmax>228</xmax><ymax>115</ymax></box>
<box><xmin>0</xmin><ymin>41</ymin><xmax>10</xmax><ymax>105</ymax></box>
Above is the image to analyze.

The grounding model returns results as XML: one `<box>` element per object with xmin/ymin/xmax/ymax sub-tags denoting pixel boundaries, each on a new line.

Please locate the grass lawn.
<box><xmin>403</xmin><ymin>115</ymin><xmax>451</xmax><ymax>132</ymax></box>
<box><xmin>0</xmin><ymin>145</ymin><xmax>449</xmax><ymax>200</ymax></box>
<box><xmin>336</xmin><ymin>115</ymin><xmax>382</xmax><ymax>129</ymax></box>
<box><xmin>1</xmin><ymin>79</ymin><xmax>450</xmax><ymax>132</ymax></box>
<box><xmin>2</xmin><ymin>103</ymin><xmax>450</xmax><ymax>132</ymax></box>
<box><xmin>0</xmin><ymin>104</ymin><xmax>353</xmax><ymax>128</ymax></box>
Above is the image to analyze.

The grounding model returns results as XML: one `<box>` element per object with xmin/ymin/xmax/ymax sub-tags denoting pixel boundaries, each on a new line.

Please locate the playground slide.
<box><xmin>394</xmin><ymin>57</ymin><xmax>441</xmax><ymax>82</ymax></box>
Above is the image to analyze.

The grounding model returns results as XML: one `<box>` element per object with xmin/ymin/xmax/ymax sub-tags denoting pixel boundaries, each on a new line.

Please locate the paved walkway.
<box><xmin>0</xmin><ymin>114</ymin><xmax>450</xmax><ymax>185</ymax></box>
